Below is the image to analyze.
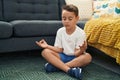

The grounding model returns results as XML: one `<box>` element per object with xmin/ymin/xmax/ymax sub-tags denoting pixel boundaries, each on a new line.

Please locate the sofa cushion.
<box><xmin>0</xmin><ymin>0</ymin><xmax>3</xmax><ymax>20</ymax></box>
<box><xmin>11</xmin><ymin>20</ymin><xmax>63</xmax><ymax>37</ymax></box>
<box><xmin>3</xmin><ymin>0</ymin><xmax>60</xmax><ymax>21</ymax></box>
<box><xmin>58</xmin><ymin>0</ymin><xmax>66</xmax><ymax>20</ymax></box>
<box><xmin>0</xmin><ymin>21</ymin><xmax>13</xmax><ymax>38</ymax></box>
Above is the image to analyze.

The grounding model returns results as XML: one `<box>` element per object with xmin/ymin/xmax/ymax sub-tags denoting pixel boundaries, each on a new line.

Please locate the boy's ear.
<box><xmin>77</xmin><ymin>16</ymin><xmax>80</xmax><ymax>21</ymax></box>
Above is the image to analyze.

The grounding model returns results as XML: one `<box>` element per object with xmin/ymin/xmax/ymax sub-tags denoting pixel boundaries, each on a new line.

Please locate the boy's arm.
<box><xmin>36</xmin><ymin>39</ymin><xmax>63</xmax><ymax>53</ymax></box>
<box><xmin>46</xmin><ymin>45</ymin><xmax>63</xmax><ymax>53</ymax></box>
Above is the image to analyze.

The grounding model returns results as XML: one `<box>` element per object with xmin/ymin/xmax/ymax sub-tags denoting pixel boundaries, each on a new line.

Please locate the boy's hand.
<box><xmin>79</xmin><ymin>41</ymin><xmax>87</xmax><ymax>53</ymax></box>
<box><xmin>36</xmin><ymin>39</ymin><xmax>48</xmax><ymax>48</ymax></box>
<box><xmin>74</xmin><ymin>41</ymin><xmax>87</xmax><ymax>56</ymax></box>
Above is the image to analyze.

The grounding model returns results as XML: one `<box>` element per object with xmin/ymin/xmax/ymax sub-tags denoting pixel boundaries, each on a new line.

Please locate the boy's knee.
<box><xmin>85</xmin><ymin>53</ymin><xmax>92</xmax><ymax>64</ymax></box>
<box><xmin>79</xmin><ymin>53</ymin><xmax>92</xmax><ymax>65</ymax></box>
<box><xmin>41</xmin><ymin>49</ymin><xmax>51</xmax><ymax>57</ymax></box>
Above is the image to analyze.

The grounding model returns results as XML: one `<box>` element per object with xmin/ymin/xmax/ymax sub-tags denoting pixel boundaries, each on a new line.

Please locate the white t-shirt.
<box><xmin>54</xmin><ymin>26</ymin><xmax>86</xmax><ymax>55</ymax></box>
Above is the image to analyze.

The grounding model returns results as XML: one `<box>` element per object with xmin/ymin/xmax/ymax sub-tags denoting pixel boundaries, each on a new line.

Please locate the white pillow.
<box><xmin>65</xmin><ymin>0</ymin><xmax>93</xmax><ymax>21</ymax></box>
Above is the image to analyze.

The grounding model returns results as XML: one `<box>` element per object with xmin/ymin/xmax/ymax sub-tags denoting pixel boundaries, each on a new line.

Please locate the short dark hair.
<box><xmin>62</xmin><ymin>4</ymin><xmax>79</xmax><ymax>17</ymax></box>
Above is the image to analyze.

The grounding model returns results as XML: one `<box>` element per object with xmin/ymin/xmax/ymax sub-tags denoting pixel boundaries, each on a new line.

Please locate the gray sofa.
<box><xmin>0</xmin><ymin>0</ymin><xmax>86</xmax><ymax>53</ymax></box>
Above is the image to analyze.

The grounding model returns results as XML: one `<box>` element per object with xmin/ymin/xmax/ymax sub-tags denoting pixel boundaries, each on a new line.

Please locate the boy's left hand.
<box><xmin>74</xmin><ymin>41</ymin><xmax>87</xmax><ymax>56</ymax></box>
<box><xmin>79</xmin><ymin>41</ymin><xmax>87</xmax><ymax>53</ymax></box>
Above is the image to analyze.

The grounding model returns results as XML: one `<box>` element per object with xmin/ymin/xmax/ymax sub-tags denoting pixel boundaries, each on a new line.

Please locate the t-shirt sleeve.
<box><xmin>54</xmin><ymin>29</ymin><xmax>62</xmax><ymax>48</ymax></box>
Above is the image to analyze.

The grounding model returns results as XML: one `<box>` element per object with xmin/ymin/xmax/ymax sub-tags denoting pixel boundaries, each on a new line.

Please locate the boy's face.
<box><xmin>62</xmin><ymin>10</ymin><xmax>79</xmax><ymax>29</ymax></box>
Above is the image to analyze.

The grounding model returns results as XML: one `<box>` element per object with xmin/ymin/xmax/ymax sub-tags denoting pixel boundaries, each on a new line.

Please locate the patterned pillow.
<box><xmin>113</xmin><ymin>0</ymin><xmax>120</xmax><ymax>17</ymax></box>
<box><xmin>93</xmin><ymin>0</ymin><xmax>120</xmax><ymax>18</ymax></box>
<box><xmin>65</xmin><ymin>0</ymin><xmax>93</xmax><ymax>21</ymax></box>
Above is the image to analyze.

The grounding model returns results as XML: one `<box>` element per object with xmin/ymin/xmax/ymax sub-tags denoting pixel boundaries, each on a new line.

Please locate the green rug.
<box><xmin>0</xmin><ymin>52</ymin><xmax>120</xmax><ymax>80</ymax></box>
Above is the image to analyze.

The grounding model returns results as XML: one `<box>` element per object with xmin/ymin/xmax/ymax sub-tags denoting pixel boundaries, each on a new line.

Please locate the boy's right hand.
<box><xmin>36</xmin><ymin>39</ymin><xmax>48</xmax><ymax>48</ymax></box>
